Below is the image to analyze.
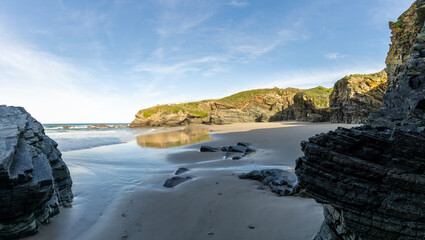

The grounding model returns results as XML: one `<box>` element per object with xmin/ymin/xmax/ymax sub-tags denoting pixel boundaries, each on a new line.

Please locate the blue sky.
<box><xmin>0</xmin><ymin>0</ymin><xmax>413</xmax><ymax>123</ymax></box>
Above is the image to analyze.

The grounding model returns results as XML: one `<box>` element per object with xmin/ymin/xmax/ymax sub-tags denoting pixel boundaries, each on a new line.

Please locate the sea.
<box><xmin>43</xmin><ymin>123</ymin><xmax>152</xmax><ymax>151</ymax></box>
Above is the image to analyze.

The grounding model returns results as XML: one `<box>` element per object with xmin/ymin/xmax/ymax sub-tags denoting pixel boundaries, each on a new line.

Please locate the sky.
<box><xmin>0</xmin><ymin>0</ymin><xmax>414</xmax><ymax>123</ymax></box>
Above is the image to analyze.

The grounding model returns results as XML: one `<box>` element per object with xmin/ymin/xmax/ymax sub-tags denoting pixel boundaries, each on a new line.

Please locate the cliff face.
<box><xmin>330</xmin><ymin>70</ymin><xmax>387</xmax><ymax>124</ymax></box>
<box><xmin>386</xmin><ymin>1</ymin><xmax>424</xmax><ymax>92</ymax></box>
<box><xmin>130</xmin><ymin>87</ymin><xmax>333</xmax><ymax>127</ymax></box>
<box><xmin>0</xmin><ymin>105</ymin><xmax>73</xmax><ymax>239</ymax></box>
<box><xmin>295</xmin><ymin>1</ymin><xmax>425</xmax><ymax>239</ymax></box>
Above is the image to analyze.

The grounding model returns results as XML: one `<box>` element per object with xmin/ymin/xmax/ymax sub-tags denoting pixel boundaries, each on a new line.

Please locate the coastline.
<box><xmin>29</xmin><ymin>121</ymin><xmax>356</xmax><ymax>240</ymax></box>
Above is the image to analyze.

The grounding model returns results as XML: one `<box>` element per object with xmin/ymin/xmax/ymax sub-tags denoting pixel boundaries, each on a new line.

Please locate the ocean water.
<box><xmin>43</xmin><ymin>123</ymin><xmax>156</xmax><ymax>151</ymax></box>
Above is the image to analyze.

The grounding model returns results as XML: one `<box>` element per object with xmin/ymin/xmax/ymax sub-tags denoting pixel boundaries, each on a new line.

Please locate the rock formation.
<box><xmin>130</xmin><ymin>87</ymin><xmax>333</xmax><ymax>127</ymax></box>
<box><xmin>295</xmin><ymin>1</ymin><xmax>425</xmax><ymax>239</ymax></box>
<box><xmin>0</xmin><ymin>105</ymin><xmax>73</xmax><ymax>239</ymax></box>
<box><xmin>330</xmin><ymin>70</ymin><xmax>387</xmax><ymax>124</ymax></box>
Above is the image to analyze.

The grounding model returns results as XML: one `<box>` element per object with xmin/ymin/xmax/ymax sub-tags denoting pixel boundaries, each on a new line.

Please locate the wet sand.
<box><xmin>79</xmin><ymin>121</ymin><xmax>355</xmax><ymax>240</ymax></box>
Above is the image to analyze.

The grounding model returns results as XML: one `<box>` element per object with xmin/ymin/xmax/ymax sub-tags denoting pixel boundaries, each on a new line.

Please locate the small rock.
<box><xmin>248</xmin><ymin>225</ymin><xmax>255</xmax><ymax>229</ymax></box>
<box><xmin>245</xmin><ymin>147</ymin><xmax>256</xmax><ymax>152</ymax></box>
<box><xmin>200</xmin><ymin>146</ymin><xmax>220</xmax><ymax>152</ymax></box>
<box><xmin>221</xmin><ymin>146</ymin><xmax>229</xmax><ymax>152</ymax></box>
<box><xmin>228</xmin><ymin>145</ymin><xmax>246</xmax><ymax>153</ymax></box>
<box><xmin>163</xmin><ymin>176</ymin><xmax>192</xmax><ymax>188</ymax></box>
<box><xmin>175</xmin><ymin>167</ymin><xmax>189</xmax><ymax>175</ymax></box>
<box><xmin>237</xmin><ymin>142</ymin><xmax>251</xmax><ymax>147</ymax></box>
<box><xmin>207</xmin><ymin>232</ymin><xmax>214</xmax><ymax>237</ymax></box>
<box><xmin>232</xmin><ymin>155</ymin><xmax>242</xmax><ymax>160</ymax></box>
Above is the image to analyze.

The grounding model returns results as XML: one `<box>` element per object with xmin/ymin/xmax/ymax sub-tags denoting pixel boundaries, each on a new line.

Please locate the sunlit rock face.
<box><xmin>0</xmin><ymin>105</ymin><xmax>73</xmax><ymax>239</ymax></box>
<box><xmin>295</xmin><ymin>1</ymin><xmax>425</xmax><ymax>239</ymax></box>
<box><xmin>329</xmin><ymin>70</ymin><xmax>387</xmax><ymax>124</ymax></box>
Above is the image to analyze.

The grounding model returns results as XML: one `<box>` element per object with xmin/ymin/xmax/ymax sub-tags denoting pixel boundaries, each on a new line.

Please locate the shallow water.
<box><xmin>29</xmin><ymin>140</ymin><xmax>186</xmax><ymax>240</ymax></box>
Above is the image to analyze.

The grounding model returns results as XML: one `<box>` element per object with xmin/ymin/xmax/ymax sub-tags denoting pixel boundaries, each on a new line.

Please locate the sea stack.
<box><xmin>295</xmin><ymin>1</ymin><xmax>425</xmax><ymax>239</ymax></box>
<box><xmin>0</xmin><ymin>105</ymin><xmax>73</xmax><ymax>239</ymax></box>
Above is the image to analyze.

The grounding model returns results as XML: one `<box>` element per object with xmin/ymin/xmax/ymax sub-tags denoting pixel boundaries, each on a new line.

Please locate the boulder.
<box><xmin>163</xmin><ymin>176</ymin><xmax>192</xmax><ymax>188</ymax></box>
<box><xmin>175</xmin><ymin>167</ymin><xmax>189</xmax><ymax>175</ymax></box>
<box><xmin>0</xmin><ymin>105</ymin><xmax>73</xmax><ymax>239</ymax></box>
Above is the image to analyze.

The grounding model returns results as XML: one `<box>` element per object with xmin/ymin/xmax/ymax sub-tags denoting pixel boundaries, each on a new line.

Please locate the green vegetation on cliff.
<box><xmin>297</xmin><ymin>86</ymin><xmax>333</xmax><ymax>108</ymax></box>
<box><xmin>132</xmin><ymin>87</ymin><xmax>332</xmax><ymax>125</ymax></box>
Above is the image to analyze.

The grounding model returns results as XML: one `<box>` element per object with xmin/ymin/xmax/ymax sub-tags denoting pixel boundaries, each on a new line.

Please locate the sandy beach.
<box><xmin>82</xmin><ymin>121</ymin><xmax>354</xmax><ymax>240</ymax></box>
<box><xmin>28</xmin><ymin>121</ymin><xmax>355</xmax><ymax>240</ymax></box>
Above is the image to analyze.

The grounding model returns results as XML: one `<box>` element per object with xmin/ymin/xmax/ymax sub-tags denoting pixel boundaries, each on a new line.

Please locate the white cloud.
<box><xmin>229</xmin><ymin>0</ymin><xmax>249</xmax><ymax>7</ymax></box>
<box><xmin>324</xmin><ymin>52</ymin><xmax>346</xmax><ymax>60</ymax></box>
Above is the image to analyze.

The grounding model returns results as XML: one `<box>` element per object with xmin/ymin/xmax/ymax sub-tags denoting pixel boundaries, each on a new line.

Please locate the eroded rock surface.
<box><xmin>0</xmin><ymin>105</ymin><xmax>73</xmax><ymax>239</ymax></box>
<box><xmin>330</xmin><ymin>70</ymin><xmax>387</xmax><ymax>124</ymax></box>
<box><xmin>295</xmin><ymin>1</ymin><xmax>425</xmax><ymax>239</ymax></box>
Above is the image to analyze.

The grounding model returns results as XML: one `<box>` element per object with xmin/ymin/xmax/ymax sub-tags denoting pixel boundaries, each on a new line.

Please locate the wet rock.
<box><xmin>248</xmin><ymin>225</ymin><xmax>255</xmax><ymax>229</ymax></box>
<box><xmin>163</xmin><ymin>176</ymin><xmax>192</xmax><ymax>188</ymax></box>
<box><xmin>232</xmin><ymin>156</ymin><xmax>242</xmax><ymax>160</ymax></box>
<box><xmin>220</xmin><ymin>146</ymin><xmax>229</xmax><ymax>152</ymax></box>
<box><xmin>0</xmin><ymin>105</ymin><xmax>73</xmax><ymax>239</ymax></box>
<box><xmin>200</xmin><ymin>146</ymin><xmax>220</xmax><ymax>152</ymax></box>
<box><xmin>175</xmin><ymin>168</ymin><xmax>189</xmax><ymax>175</ymax></box>
<box><xmin>237</xmin><ymin>142</ymin><xmax>251</xmax><ymax>147</ymax></box>
<box><xmin>228</xmin><ymin>145</ymin><xmax>246</xmax><ymax>153</ymax></box>
<box><xmin>239</xmin><ymin>169</ymin><xmax>295</xmax><ymax>196</ymax></box>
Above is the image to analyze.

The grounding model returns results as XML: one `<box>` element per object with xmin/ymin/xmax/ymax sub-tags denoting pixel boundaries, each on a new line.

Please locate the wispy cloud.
<box><xmin>369</xmin><ymin>0</ymin><xmax>413</xmax><ymax>25</ymax></box>
<box><xmin>132</xmin><ymin>56</ymin><xmax>227</xmax><ymax>76</ymax></box>
<box><xmin>229</xmin><ymin>0</ymin><xmax>249</xmax><ymax>7</ymax></box>
<box><xmin>155</xmin><ymin>1</ymin><xmax>217</xmax><ymax>37</ymax></box>
<box><xmin>324</xmin><ymin>52</ymin><xmax>347</xmax><ymax>60</ymax></box>
<box><xmin>230</xmin><ymin>29</ymin><xmax>309</xmax><ymax>60</ymax></box>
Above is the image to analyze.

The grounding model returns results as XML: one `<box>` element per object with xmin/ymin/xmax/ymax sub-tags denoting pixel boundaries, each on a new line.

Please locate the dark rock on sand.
<box><xmin>239</xmin><ymin>169</ymin><xmax>296</xmax><ymax>196</ymax></box>
<box><xmin>201</xmin><ymin>143</ymin><xmax>256</xmax><ymax>160</ymax></box>
<box><xmin>163</xmin><ymin>176</ymin><xmax>192</xmax><ymax>188</ymax></box>
<box><xmin>228</xmin><ymin>145</ymin><xmax>246</xmax><ymax>153</ymax></box>
<box><xmin>236</xmin><ymin>142</ymin><xmax>251</xmax><ymax>147</ymax></box>
<box><xmin>296</xmin><ymin>2</ymin><xmax>425</xmax><ymax>239</ymax></box>
<box><xmin>0</xmin><ymin>105</ymin><xmax>73</xmax><ymax>239</ymax></box>
<box><xmin>200</xmin><ymin>146</ymin><xmax>220</xmax><ymax>152</ymax></box>
<box><xmin>175</xmin><ymin>167</ymin><xmax>190</xmax><ymax>175</ymax></box>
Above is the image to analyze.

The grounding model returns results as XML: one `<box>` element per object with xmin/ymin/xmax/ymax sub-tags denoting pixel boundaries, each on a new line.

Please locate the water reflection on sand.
<box><xmin>137</xmin><ymin>125</ymin><xmax>212</xmax><ymax>148</ymax></box>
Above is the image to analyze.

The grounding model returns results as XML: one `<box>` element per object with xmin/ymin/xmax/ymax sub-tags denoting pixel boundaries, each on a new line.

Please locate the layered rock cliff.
<box><xmin>295</xmin><ymin>1</ymin><xmax>425</xmax><ymax>239</ymax></box>
<box><xmin>330</xmin><ymin>70</ymin><xmax>387</xmax><ymax>124</ymax></box>
<box><xmin>0</xmin><ymin>105</ymin><xmax>73</xmax><ymax>239</ymax></box>
<box><xmin>130</xmin><ymin>87</ymin><xmax>333</xmax><ymax>127</ymax></box>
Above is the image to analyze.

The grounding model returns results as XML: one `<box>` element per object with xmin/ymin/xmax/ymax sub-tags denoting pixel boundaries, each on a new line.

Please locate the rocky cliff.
<box><xmin>330</xmin><ymin>70</ymin><xmax>387</xmax><ymax>124</ymax></box>
<box><xmin>0</xmin><ymin>105</ymin><xmax>73</xmax><ymax>239</ymax></box>
<box><xmin>295</xmin><ymin>1</ymin><xmax>425</xmax><ymax>239</ymax></box>
<box><xmin>386</xmin><ymin>1</ymin><xmax>425</xmax><ymax>92</ymax></box>
<box><xmin>130</xmin><ymin>87</ymin><xmax>333</xmax><ymax>127</ymax></box>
